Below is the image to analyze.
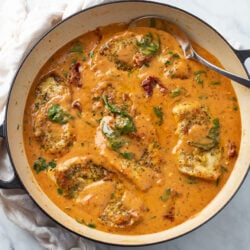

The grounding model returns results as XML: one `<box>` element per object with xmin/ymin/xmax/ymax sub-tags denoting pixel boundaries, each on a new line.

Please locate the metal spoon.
<box><xmin>129</xmin><ymin>15</ymin><xmax>250</xmax><ymax>88</ymax></box>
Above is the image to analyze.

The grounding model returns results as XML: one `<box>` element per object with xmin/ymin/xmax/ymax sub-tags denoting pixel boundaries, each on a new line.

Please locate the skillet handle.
<box><xmin>234</xmin><ymin>49</ymin><xmax>250</xmax><ymax>63</ymax></box>
<box><xmin>0</xmin><ymin>123</ymin><xmax>4</xmax><ymax>138</ymax></box>
<box><xmin>0</xmin><ymin>175</ymin><xmax>23</xmax><ymax>189</ymax></box>
<box><xmin>0</xmin><ymin>123</ymin><xmax>23</xmax><ymax>189</ymax></box>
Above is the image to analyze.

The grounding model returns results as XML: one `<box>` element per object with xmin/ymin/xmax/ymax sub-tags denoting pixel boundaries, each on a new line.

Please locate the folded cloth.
<box><xmin>1</xmin><ymin>1</ymin><xmax>243</xmax><ymax>249</ymax></box>
<box><xmin>0</xmin><ymin>0</ymin><xmax>113</xmax><ymax>249</ymax></box>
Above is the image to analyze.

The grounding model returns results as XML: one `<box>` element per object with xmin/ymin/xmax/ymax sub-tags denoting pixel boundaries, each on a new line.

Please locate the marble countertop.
<box><xmin>0</xmin><ymin>0</ymin><xmax>250</xmax><ymax>249</ymax></box>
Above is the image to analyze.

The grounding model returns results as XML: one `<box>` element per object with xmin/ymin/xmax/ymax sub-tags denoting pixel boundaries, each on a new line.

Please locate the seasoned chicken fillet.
<box><xmin>100</xmin><ymin>183</ymin><xmax>144</xmax><ymax>228</ymax></box>
<box><xmin>173</xmin><ymin>102</ymin><xmax>210</xmax><ymax>136</ymax></box>
<box><xmin>95</xmin><ymin>115</ymin><xmax>163</xmax><ymax>190</ymax></box>
<box><xmin>177</xmin><ymin>147</ymin><xmax>221</xmax><ymax>180</ymax></box>
<box><xmin>54</xmin><ymin>156</ymin><xmax>110</xmax><ymax>198</ymax></box>
<box><xmin>53</xmin><ymin>157</ymin><xmax>145</xmax><ymax>228</ymax></box>
<box><xmin>76</xmin><ymin>180</ymin><xmax>144</xmax><ymax>228</ymax></box>
<box><xmin>76</xmin><ymin>180</ymin><xmax>117</xmax><ymax>218</ymax></box>
<box><xmin>98</xmin><ymin>31</ymin><xmax>138</xmax><ymax>71</ymax></box>
<box><xmin>33</xmin><ymin>73</ymin><xmax>71</xmax><ymax>111</ymax></box>
<box><xmin>32</xmin><ymin>74</ymin><xmax>74</xmax><ymax>155</ymax></box>
<box><xmin>173</xmin><ymin>102</ymin><xmax>221</xmax><ymax>181</ymax></box>
<box><xmin>32</xmin><ymin>98</ymin><xmax>75</xmax><ymax>155</ymax></box>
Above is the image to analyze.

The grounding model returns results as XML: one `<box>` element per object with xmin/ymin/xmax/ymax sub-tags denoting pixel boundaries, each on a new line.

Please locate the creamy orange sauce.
<box><xmin>23</xmin><ymin>22</ymin><xmax>241</xmax><ymax>235</ymax></box>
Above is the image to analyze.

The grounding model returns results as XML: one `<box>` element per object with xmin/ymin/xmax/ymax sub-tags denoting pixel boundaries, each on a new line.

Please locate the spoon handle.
<box><xmin>192</xmin><ymin>50</ymin><xmax>250</xmax><ymax>88</ymax></box>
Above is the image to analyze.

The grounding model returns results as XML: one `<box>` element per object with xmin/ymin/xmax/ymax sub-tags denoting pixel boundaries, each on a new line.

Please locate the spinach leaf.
<box><xmin>102</xmin><ymin>96</ymin><xmax>137</xmax><ymax>159</ymax></box>
<box><xmin>48</xmin><ymin>104</ymin><xmax>72</xmax><ymax>124</ymax></box>
<box><xmin>188</xmin><ymin>118</ymin><xmax>220</xmax><ymax>151</ymax></box>
<box><xmin>115</xmin><ymin>116</ymin><xmax>136</xmax><ymax>135</ymax></box>
<box><xmin>102</xmin><ymin>95</ymin><xmax>136</xmax><ymax>133</ymax></box>
<box><xmin>101</xmin><ymin>118</ymin><xmax>126</xmax><ymax>151</ymax></box>
<box><xmin>108</xmin><ymin>138</ymin><xmax>126</xmax><ymax>151</ymax></box>
<box><xmin>207</xmin><ymin>118</ymin><xmax>220</xmax><ymax>141</ymax></box>
<box><xmin>103</xmin><ymin>95</ymin><xmax>128</xmax><ymax>117</ymax></box>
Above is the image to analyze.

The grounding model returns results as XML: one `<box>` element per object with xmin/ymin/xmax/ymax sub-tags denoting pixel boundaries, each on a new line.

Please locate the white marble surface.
<box><xmin>0</xmin><ymin>0</ymin><xmax>250</xmax><ymax>249</ymax></box>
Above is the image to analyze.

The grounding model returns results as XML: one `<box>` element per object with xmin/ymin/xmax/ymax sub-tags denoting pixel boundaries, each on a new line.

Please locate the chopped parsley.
<box><xmin>136</xmin><ymin>32</ymin><xmax>161</xmax><ymax>56</ymax></box>
<box><xmin>186</xmin><ymin>176</ymin><xmax>198</xmax><ymax>184</ymax></box>
<box><xmin>233</xmin><ymin>105</ymin><xmax>238</xmax><ymax>111</ymax></box>
<box><xmin>33</xmin><ymin>157</ymin><xmax>56</xmax><ymax>173</ymax></box>
<box><xmin>194</xmin><ymin>70</ymin><xmax>206</xmax><ymax>87</ymax></box>
<box><xmin>168</xmin><ymin>51</ymin><xmax>180</xmax><ymax>59</ymax></box>
<box><xmin>160</xmin><ymin>188</ymin><xmax>171</xmax><ymax>202</ymax></box>
<box><xmin>87</xmin><ymin>223</ymin><xmax>96</xmax><ymax>228</ymax></box>
<box><xmin>164</xmin><ymin>60</ymin><xmax>172</xmax><ymax>66</ymax></box>
<box><xmin>75</xmin><ymin>218</ymin><xmax>96</xmax><ymax>229</ymax></box>
<box><xmin>88</xmin><ymin>51</ymin><xmax>94</xmax><ymax>58</ymax></box>
<box><xmin>68</xmin><ymin>41</ymin><xmax>83</xmax><ymax>54</ymax></box>
<box><xmin>120</xmin><ymin>152</ymin><xmax>134</xmax><ymax>160</ymax></box>
<box><xmin>57</xmin><ymin>188</ymin><xmax>63</xmax><ymax>195</ymax></box>
<box><xmin>153</xmin><ymin>106</ymin><xmax>164</xmax><ymax>125</ymax></box>
<box><xmin>210</xmin><ymin>81</ymin><xmax>221</xmax><ymax>85</ymax></box>
<box><xmin>221</xmin><ymin>166</ymin><xmax>228</xmax><ymax>173</ymax></box>
<box><xmin>170</xmin><ymin>87</ymin><xmax>182</xmax><ymax>98</ymax></box>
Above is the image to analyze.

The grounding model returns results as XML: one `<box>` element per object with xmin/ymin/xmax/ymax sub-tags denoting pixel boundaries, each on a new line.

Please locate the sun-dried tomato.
<box><xmin>141</xmin><ymin>76</ymin><xmax>167</xmax><ymax>97</ymax></box>
<box><xmin>68</xmin><ymin>62</ymin><xmax>83</xmax><ymax>87</ymax></box>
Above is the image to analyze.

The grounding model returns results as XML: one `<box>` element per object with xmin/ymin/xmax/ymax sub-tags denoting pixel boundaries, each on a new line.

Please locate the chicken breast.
<box><xmin>173</xmin><ymin>102</ymin><xmax>221</xmax><ymax>181</ymax></box>
<box><xmin>54</xmin><ymin>156</ymin><xmax>111</xmax><ymax>198</ymax></box>
<box><xmin>33</xmin><ymin>73</ymin><xmax>71</xmax><ymax>111</ymax></box>
<box><xmin>95</xmin><ymin>115</ymin><xmax>163</xmax><ymax>191</ymax></box>
<box><xmin>98</xmin><ymin>31</ymin><xmax>138</xmax><ymax>71</ymax></box>
<box><xmin>54</xmin><ymin>157</ymin><xmax>145</xmax><ymax>228</ymax></box>
<box><xmin>32</xmin><ymin>97</ymin><xmax>75</xmax><ymax>155</ymax></box>
<box><xmin>172</xmin><ymin>101</ymin><xmax>210</xmax><ymax>137</ymax></box>
<box><xmin>76</xmin><ymin>180</ymin><xmax>117</xmax><ymax>218</ymax></box>
<box><xmin>177</xmin><ymin>147</ymin><xmax>221</xmax><ymax>180</ymax></box>
<box><xmin>100</xmin><ymin>183</ymin><xmax>144</xmax><ymax>228</ymax></box>
<box><xmin>32</xmin><ymin>73</ymin><xmax>75</xmax><ymax>155</ymax></box>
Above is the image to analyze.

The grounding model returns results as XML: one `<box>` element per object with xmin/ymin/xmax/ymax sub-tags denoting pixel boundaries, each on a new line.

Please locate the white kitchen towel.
<box><xmin>0</xmin><ymin>0</ymin><xmax>115</xmax><ymax>249</ymax></box>
<box><xmin>0</xmin><ymin>0</ymin><xmax>244</xmax><ymax>249</ymax></box>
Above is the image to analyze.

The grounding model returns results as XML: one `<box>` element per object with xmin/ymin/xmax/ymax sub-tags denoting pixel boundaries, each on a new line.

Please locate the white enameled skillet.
<box><xmin>0</xmin><ymin>1</ymin><xmax>249</xmax><ymax>246</ymax></box>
